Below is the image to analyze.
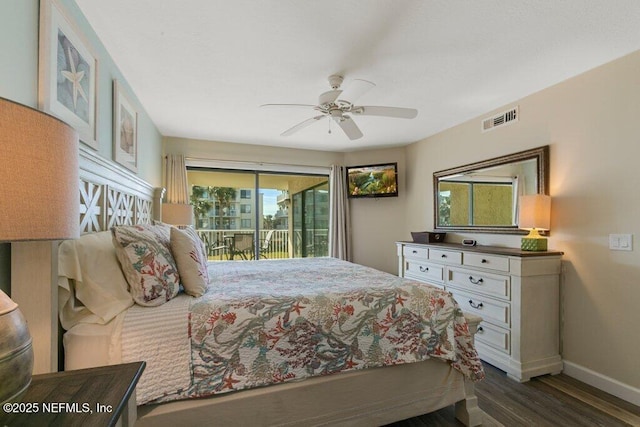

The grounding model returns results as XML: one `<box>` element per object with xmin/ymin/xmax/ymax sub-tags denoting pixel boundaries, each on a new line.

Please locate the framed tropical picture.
<box><xmin>38</xmin><ymin>0</ymin><xmax>98</xmax><ymax>149</ymax></box>
<box><xmin>113</xmin><ymin>80</ymin><xmax>138</xmax><ymax>172</ymax></box>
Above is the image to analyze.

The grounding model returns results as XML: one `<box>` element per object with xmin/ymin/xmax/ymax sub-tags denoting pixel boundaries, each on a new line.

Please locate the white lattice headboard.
<box><xmin>11</xmin><ymin>145</ymin><xmax>163</xmax><ymax>374</ymax></box>
<box><xmin>78</xmin><ymin>146</ymin><xmax>162</xmax><ymax>233</ymax></box>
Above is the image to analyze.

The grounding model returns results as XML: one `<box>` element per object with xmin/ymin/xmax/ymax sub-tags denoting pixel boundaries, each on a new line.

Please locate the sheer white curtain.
<box><xmin>329</xmin><ymin>165</ymin><xmax>351</xmax><ymax>261</ymax></box>
<box><xmin>162</xmin><ymin>154</ymin><xmax>192</xmax><ymax>225</ymax></box>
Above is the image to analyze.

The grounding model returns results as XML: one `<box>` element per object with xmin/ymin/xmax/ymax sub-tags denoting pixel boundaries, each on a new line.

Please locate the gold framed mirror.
<box><xmin>433</xmin><ymin>145</ymin><xmax>549</xmax><ymax>234</ymax></box>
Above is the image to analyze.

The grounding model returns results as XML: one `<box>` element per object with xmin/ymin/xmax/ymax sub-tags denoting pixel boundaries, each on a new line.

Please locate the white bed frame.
<box><xmin>11</xmin><ymin>146</ymin><xmax>484</xmax><ymax>426</ymax></box>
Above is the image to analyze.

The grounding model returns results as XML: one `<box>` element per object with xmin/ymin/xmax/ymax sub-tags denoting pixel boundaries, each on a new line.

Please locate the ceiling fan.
<box><xmin>260</xmin><ymin>75</ymin><xmax>418</xmax><ymax>140</ymax></box>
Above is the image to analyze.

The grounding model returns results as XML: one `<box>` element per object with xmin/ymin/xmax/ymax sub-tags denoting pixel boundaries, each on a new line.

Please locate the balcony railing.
<box><xmin>197</xmin><ymin>229</ymin><xmax>290</xmax><ymax>260</ymax></box>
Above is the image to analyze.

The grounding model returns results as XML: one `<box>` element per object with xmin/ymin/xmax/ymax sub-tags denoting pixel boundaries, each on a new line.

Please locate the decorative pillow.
<box><xmin>58</xmin><ymin>231</ymin><xmax>134</xmax><ymax>330</ymax></box>
<box><xmin>169</xmin><ymin>226</ymin><xmax>210</xmax><ymax>297</ymax></box>
<box><xmin>150</xmin><ymin>221</ymin><xmax>172</xmax><ymax>250</ymax></box>
<box><xmin>112</xmin><ymin>224</ymin><xmax>181</xmax><ymax>307</ymax></box>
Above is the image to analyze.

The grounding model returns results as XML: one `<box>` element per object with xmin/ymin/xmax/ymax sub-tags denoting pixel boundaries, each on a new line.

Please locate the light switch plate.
<box><xmin>609</xmin><ymin>234</ymin><xmax>633</xmax><ymax>251</ymax></box>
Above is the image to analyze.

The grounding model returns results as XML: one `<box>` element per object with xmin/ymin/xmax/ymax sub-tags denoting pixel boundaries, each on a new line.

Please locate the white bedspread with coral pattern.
<box><xmin>122</xmin><ymin>257</ymin><xmax>484</xmax><ymax>405</ymax></box>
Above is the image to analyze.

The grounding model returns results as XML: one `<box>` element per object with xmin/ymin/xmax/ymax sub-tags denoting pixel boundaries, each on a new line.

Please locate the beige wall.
<box><xmin>164</xmin><ymin>137</ymin><xmax>342</xmax><ymax>167</ymax></box>
<box><xmin>344</xmin><ymin>147</ymin><xmax>407</xmax><ymax>274</ymax></box>
<box><xmin>405</xmin><ymin>50</ymin><xmax>640</xmax><ymax>396</ymax></box>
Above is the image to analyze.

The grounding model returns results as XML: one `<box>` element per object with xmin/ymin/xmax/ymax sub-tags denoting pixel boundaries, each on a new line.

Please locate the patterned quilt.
<box><xmin>148</xmin><ymin>258</ymin><xmax>484</xmax><ymax>404</ymax></box>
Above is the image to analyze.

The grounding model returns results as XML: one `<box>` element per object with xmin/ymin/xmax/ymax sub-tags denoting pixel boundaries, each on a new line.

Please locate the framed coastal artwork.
<box><xmin>112</xmin><ymin>80</ymin><xmax>138</xmax><ymax>172</ymax></box>
<box><xmin>39</xmin><ymin>0</ymin><xmax>98</xmax><ymax>149</ymax></box>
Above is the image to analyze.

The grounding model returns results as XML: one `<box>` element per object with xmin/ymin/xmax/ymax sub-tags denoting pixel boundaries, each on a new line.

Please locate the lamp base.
<box><xmin>0</xmin><ymin>290</ymin><xmax>34</xmax><ymax>404</ymax></box>
<box><xmin>521</xmin><ymin>237</ymin><xmax>547</xmax><ymax>251</ymax></box>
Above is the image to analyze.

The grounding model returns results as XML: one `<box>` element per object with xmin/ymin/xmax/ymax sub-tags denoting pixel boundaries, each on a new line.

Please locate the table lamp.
<box><xmin>518</xmin><ymin>194</ymin><xmax>551</xmax><ymax>251</ymax></box>
<box><xmin>0</xmin><ymin>97</ymin><xmax>79</xmax><ymax>403</ymax></box>
<box><xmin>161</xmin><ymin>203</ymin><xmax>194</xmax><ymax>226</ymax></box>
<box><xmin>162</xmin><ymin>154</ymin><xmax>193</xmax><ymax>226</ymax></box>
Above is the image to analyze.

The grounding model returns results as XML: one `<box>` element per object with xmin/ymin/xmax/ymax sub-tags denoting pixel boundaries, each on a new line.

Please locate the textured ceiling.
<box><xmin>75</xmin><ymin>0</ymin><xmax>640</xmax><ymax>152</ymax></box>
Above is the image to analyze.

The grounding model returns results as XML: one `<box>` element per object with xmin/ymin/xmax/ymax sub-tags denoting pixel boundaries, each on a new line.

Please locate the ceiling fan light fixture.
<box><xmin>329</xmin><ymin>109</ymin><xmax>343</xmax><ymax>118</ymax></box>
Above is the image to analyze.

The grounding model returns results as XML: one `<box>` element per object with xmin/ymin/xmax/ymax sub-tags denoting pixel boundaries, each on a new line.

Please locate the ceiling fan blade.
<box><xmin>336</xmin><ymin>79</ymin><xmax>375</xmax><ymax>105</ymax></box>
<box><xmin>353</xmin><ymin>106</ymin><xmax>418</xmax><ymax>119</ymax></box>
<box><xmin>260</xmin><ymin>103</ymin><xmax>316</xmax><ymax>110</ymax></box>
<box><xmin>336</xmin><ymin>117</ymin><xmax>363</xmax><ymax>140</ymax></box>
<box><xmin>281</xmin><ymin>115</ymin><xmax>326</xmax><ymax>136</ymax></box>
<box><xmin>318</xmin><ymin>90</ymin><xmax>342</xmax><ymax>105</ymax></box>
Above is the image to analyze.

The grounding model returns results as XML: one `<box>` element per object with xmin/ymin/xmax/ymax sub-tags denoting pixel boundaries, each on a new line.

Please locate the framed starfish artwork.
<box><xmin>39</xmin><ymin>0</ymin><xmax>97</xmax><ymax>149</ymax></box>
<box><xmin>113</xmin><ymin>80</ymin><xmax>138</xmax><ymax>172</ymax></box>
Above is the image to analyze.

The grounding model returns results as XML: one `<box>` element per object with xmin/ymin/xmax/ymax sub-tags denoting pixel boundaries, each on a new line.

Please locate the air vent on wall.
<box><xmin>482</xmin><ymin>106</ymin><xmax>519</xmax><ymax>132</ymax></box>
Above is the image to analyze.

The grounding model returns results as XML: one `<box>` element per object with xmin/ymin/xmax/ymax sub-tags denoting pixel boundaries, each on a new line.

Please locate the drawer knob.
<box><xmin>419</xmin><ymin>266</ymin><xmax>429</xmax><ymax>272</ymax></box>
<box><xmin>468</xmin><ymin>276</ymin><xmax>484</xmax><ymax>285</ymax></box>
<box><xmin>481</xmin><ymin>259</ymin><xmax>488</xmax><ymax>263</ymax></box>
<box><xmin>477</xmin><ymin>326</ymin><xmax>484</xmax><ymax>333</ymax></box>
<box><xmin>468</xmin><ymin>300</ymin><xmax>484</xmax><ymax>309</ymax></box>
<box><xmin>441</xmin><ymin>254</ymin><xmax>447</xmax><ymax>258</ymax></box>
<box><xmin>412</xmin><ymin>250</ymin><xmax>418</xmax><ymax>254</ymax></box>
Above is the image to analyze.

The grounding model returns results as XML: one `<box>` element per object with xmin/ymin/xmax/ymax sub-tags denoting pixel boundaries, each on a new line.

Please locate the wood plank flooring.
<box><xmin>386</xmin><ymin>362</ymin><xmax>640</xmax><ymax>427</ymax></box>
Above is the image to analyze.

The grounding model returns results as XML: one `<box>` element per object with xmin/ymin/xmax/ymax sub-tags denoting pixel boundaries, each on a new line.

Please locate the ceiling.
<box><xmin>75</xmin><ymin>0</ymin><xmax>640</xmax><ymax>152</ymax></box>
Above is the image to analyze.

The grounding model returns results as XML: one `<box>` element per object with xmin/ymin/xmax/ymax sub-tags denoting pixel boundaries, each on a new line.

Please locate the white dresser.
<box><xmin>396</xmin><ymin>241</ymin><xmax>563</xmax><ymax>382</ymax></box>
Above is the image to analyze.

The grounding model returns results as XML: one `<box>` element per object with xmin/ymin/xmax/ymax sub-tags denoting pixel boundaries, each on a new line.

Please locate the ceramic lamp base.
<box><xmin>521</xmin><ymin>237</ymin><xmax>547</xmax><ymax>251</ymax></box>
<box><xmin>0</xmin><ymin>290</ymin><xmax>34</xmax><ymax>404</ymax></box>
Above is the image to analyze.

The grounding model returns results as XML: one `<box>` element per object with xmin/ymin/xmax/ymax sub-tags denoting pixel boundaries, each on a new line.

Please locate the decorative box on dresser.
<box><xmin>396</xmin><ymin>241</ymin><xmax>563</xmax><ymax>382</ymax></box>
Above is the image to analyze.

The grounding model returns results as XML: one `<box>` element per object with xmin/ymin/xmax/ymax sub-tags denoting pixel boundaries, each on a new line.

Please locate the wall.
<box><xmin>405</xmin><ymin>50</ymin><xmax>640</xmax><ymax>402</ymax></box>
<box><xmin>0</xmin><ymin>0</ymin><xmax>162</xmax><ymax>295</ymax></box>
<box><xmin>0</xmin><ymin>0</ymin><xmax>39</xmax><ymax>296</ymax></box>
<box><xmin>164</xmin><ymin>137</ymin><xmax>343</xmax><ymax>168</ymax></box>
<box><xmin>343</xmin><ymin>147</ymin><xmax>407</xmax><ymax>274</ymax></box>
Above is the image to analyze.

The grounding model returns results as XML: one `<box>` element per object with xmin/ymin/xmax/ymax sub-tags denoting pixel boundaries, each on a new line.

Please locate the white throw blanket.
<box><xmin>121</xmin><ymin>294</ymin><xmax>192</xmax><ymax>404</ymax></box>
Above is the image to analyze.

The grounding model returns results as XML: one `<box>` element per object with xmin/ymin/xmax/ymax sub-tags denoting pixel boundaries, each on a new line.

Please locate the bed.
<box><xmin>18</xmin><ymin>147</ymin><xmax>486</xmax><ymax>426</ymax></box>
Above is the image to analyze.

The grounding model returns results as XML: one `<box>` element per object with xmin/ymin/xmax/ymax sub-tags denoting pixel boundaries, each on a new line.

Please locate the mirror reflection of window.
<box><xmin>433</xmin><ymin>146</ymin><xmax>548</xmax><ymax>233</ymax></box>
<box><xmin>438</xmin><ymin>180</ymin><xmax>516</xmax><ymax>226</ymax></box>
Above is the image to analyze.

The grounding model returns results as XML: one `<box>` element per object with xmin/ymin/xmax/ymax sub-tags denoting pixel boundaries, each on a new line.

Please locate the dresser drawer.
<box><xmin>428</xmin><ymin>249</ymin><xmax>462</xmax><ymax>264</ymax></box>
<box><xmin>463</xmin><ymin>252</ymin><xmax>509</xmax><ymax>272</ymax></box>
<box><xmin>403</xmin><ymin>246</ymin><xmax>428</xmax><ymax>259</ymax></box>
<box><xmin>475</xmin><ymin>321</ymin><xmax>511</xmax><ymax>354</ymax></box>
<box><xmin>405</xmin><ymin>261</ymin><xmax>444</xmax><ymax>284</ymax></box>
<box><xmin>450</xmin><ymin>290</ymin><xmax>510</xmax><ymax>329</ymax></box>
<box><xmin>447</xmin><ymin>267</ymin><xmax>510</xmax><ymax>299</ymax></box>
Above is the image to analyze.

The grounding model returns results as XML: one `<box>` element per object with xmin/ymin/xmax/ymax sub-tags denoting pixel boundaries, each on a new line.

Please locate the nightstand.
<box><xmin>1</xmin><ymin>361</ymin><xmax>145</xmax><ymax>427</ymax></box>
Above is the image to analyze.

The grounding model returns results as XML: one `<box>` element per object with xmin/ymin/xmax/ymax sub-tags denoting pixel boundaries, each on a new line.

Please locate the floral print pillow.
<box><xmin>170</xmin><ymin>226</ymin><xmax>209</xmax><ymax>297</ymax></box>
<box><xmin>112</xmin><ymin>224</ymin><xmax>180</xmax><ymax>306</ymax></box>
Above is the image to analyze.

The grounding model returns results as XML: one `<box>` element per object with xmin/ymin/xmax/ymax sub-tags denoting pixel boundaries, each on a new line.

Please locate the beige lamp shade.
<box><xmin>162</xmin><ymin>203</ymin><xmax>194</xmax><ymax>226</ymax></box>
<box><xmin>0</xmin><ymin>97</ymin><xmax>79</xmax><ymax>242</ymax></box>
<box><xmin>518</xmin><ymin>194</ymin><xmax>551</xmax><ymax>230</ymax></box>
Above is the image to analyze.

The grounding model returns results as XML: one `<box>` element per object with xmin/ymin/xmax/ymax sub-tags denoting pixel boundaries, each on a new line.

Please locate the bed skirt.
<box><xmin>137</xmin><ymin>358</ymin><xmax>467</xmax><ymax>426</ymax></box>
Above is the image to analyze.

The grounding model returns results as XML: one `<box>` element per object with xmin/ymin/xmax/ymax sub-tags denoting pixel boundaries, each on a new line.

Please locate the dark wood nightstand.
<box><xmin>1</xmin><ymin>361</ymin><xmax>145</xmax><ymax>427</ymax></box>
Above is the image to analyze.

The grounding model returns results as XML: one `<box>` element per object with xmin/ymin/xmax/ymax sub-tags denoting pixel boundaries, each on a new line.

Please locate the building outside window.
<box><xmin>188</xmin><ymin>169</ymin><xmax>328</xmax><ymax>261</ymax></box>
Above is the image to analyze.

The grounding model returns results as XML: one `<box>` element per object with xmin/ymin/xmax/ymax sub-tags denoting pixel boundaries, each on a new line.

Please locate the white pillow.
<box><xmin>170</xmin><ymin>226</ymin><xmax>210</xmax><ymax>297</ymax></box>
<box><xmin>112</xmin><ymin>224</ymin><xmax>181</xmax><ymax>307</ymax></box>
<box><xmin>58</xmin><ymin>231</ymin><xmax>134</xmax><ymax>330</ymax></box>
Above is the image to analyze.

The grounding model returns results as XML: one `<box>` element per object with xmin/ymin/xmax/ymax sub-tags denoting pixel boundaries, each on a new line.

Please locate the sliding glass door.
<box><xmin>292</xmin><ymin>182</ymin><xmax>329</xmax><ymax>257</ymax></box>
<box><xmin>187</xmin><ymin>168</ymin><xmax>329</xmax><ymax>261</ymax></box>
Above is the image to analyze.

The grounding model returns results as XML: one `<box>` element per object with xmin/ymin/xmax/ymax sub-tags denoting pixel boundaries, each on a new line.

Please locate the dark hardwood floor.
<box><xmin>386</xmin><ymin>362</ymin><xmax>640</xmax><ymax>427</ymax></box>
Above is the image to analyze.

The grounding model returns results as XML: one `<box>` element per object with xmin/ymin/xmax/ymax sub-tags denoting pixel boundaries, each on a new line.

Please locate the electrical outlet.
<box><xmin>609</xmin><ymin>234</ymin><xmax>633</xmax><ymax>251</ymax></box>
